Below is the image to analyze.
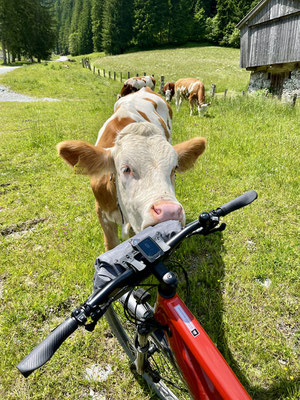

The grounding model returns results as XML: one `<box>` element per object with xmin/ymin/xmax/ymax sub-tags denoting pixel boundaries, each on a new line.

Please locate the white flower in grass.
<box><xmin>85</xmin><ymin>364</ymin><xmax>113</xmax><ymax>382</ymax></box>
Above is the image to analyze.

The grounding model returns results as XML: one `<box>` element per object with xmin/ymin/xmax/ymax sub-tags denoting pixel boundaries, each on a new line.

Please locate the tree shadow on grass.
<box><xmin>176</xmin><ymin>231</ymin><xmax>298</xmax><ymax>400</ymax></box>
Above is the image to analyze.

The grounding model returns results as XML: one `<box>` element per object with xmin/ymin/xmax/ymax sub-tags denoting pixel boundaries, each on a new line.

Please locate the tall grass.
<box><xmin>0</xmin><ymin>53</ymin><xmax>299</xmax><ymax>400</ymax></box>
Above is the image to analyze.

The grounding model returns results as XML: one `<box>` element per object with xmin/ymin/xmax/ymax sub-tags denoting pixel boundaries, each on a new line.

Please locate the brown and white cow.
<box><xmin>163</xmin><ymin>82</ymin><xmax>175</xmax><ymax>102</ymax></box>
<box><xmin>57</xmin><ymin>87</ymin><xmax>206</xmax><ymax>250</ymax></box>
<box><xmin>118</xmin><ymin>76</ymin><xmax>156</xmax><ymax>98</ymax></box>
<box><xmin>175</xmin><ymin>78</ymin><xmax>208</xmax><ymax>117</ymax></box>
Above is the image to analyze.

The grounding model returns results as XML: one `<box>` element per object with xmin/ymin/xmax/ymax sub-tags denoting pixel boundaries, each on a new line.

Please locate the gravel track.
<box><xmin>0</xmin><ymin>65</ymin><xmax>60</xmax><ymax>102</ymax></box>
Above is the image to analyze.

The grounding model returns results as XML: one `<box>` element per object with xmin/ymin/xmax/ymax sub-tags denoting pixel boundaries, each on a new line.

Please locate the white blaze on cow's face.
<box><xmin>58</xmin><ymin>121</ymin><xmax>206</xmax><ymax>246</ymax></box>
<box><xmin>165</xmin><ymin>89</ymin><xmax>172</xmax><ymax>102</ymax></box>
<box><xmin>199</xmin><ymin>104</ymin><xmax>208</xmax><ymax>116</ymax></box>
<box><xmin>111</xmin><ymin>122</ymin><xmax>184</xmax><ymax>233</ymax></box>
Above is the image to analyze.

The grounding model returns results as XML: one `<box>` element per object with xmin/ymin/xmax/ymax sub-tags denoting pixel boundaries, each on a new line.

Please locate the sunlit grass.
<box><xmin>0</xmin><ymin>53</ymin><xmax>299</xmax><ymax>400</ymax></box>
<box><xmin>88</xmin><ymin>44</ymin><xmax>250</xmax><ymax>93</ymax></box>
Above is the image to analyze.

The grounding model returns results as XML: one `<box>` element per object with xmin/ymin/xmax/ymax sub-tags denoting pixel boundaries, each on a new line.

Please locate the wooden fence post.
<box><xmin>114</xmin><ymin>72</ymin><xmax>116</xmax><ymax>81</ymax></box>
<box><xmin>98</xmin><ymin>69</ymin><xmax>100</xmax><ymax>76</ymax></box>
<box><xmin>160</xmin><ymin>76</ymin><xmax>165</xmax><ymax>94</ymax></box>
<box><xmin>224</xmin><ymin>89</ymin><xmax>228</xmax><ymax>97</ymax></box>
<box><xmin>144</xmin><ymin>72</ymin><xmax>146</xmax><ymax>76</ymax></box>
<box><xmin>93</xmin><ymin>66</ymin><xmax>95</xmax><ymax>74</ymax></box>
<box><xmin>103</xmin><ymin>69</ymin><xmax>105</xmax><ymax>77</ymax></box>
<box><xmin>109</xmin><ymin>71</ymin><xmax>111</xmax><ymax>79</ymax></box>
<box><xmin>136</xmin><ymin>73</ymin><xmax>139</xmax><ymax>77</ymax></box>
<box><xmin>128</xmin><ymin>72</ymin><xmax>130</xmax><ymax>79</ymax></box>
<box><xmin>210</xmin><ymin>84</ymin><xmax>216</xmax><ymax>97</ymax></box>
<box><xmin>291</xmin><ymin>93</ymin><xmax>297</xmax><ymax>107</ymax></box>
<box><xmin>120</xmin><ymin>72</ymin><xmax>122</xmax><ymax>82</ymax></box>
<box><xmin>82</xmin><ymin>59</ymin><xmax>84</xmax><ymax>68</ymax></box>
<box><xmin>242</xmin><ymin>90</ymin><xmax>245</xmax><ymax>96</ymax></box>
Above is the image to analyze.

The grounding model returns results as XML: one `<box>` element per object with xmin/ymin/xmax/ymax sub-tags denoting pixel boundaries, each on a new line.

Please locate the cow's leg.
<box><xmin>176</xmin><ymin>91</ymin><xmax>182</xmax><ymax>112</ymax></box>
<box><xmin>96</xmin><ymin>202</ymin><xmax>120</xmax><ymax>251</ymax></box>
<box><xmin>189</xmin><ymin>98</ymin><xmax>194</xmax><ymax>116</ymax></box>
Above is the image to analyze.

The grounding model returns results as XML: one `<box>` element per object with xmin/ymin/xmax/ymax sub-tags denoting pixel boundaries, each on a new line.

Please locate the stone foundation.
<box><xmin>248</xmin><ymin>71</ymin><xmax>271</xmax><ymax>93</ymax></box>
<box><xmin>248</xmin><ymin>68</ymin><xmax>300</xmax><ymax>102</ymax></box>
<box><xmin>281</xmin><ymin>69</ymin><xmax>300</xmax><ymax>102</ymax></box>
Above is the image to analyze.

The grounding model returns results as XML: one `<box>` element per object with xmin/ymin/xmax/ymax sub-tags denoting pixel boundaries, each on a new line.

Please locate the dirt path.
<box><xmin>0</xmin><ymin>66</ymin><xmax>59</xmax><ymax>102</ymax></box>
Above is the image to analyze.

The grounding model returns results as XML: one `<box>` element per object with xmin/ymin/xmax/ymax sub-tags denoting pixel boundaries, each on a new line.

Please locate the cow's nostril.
<box><xmin>152</xmin><ymin>205</ymin><xmax>162</xmax><ymax>215</ymax></box>
<box><xmin>151</xmin><ymin>202</ymin><xmax>183</xmax><ymax>222</ymax></box>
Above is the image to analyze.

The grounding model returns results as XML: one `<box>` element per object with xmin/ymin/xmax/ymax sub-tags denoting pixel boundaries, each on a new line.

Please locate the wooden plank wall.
<box><xmin>239</xmin><ymin>0</ymin><xmax>300</xmax><ymax>68</ymax></box>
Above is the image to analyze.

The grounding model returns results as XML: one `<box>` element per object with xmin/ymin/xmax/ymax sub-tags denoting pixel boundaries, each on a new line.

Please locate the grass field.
<box><xmin>88</xmin><ymin>44</ymin><xmax>250</xmax><ymax>93</ymax></box>
<box><xmin>0</xmin><ymin>45</ymin><xmax>299</xmax><ymax>400</ymax></box>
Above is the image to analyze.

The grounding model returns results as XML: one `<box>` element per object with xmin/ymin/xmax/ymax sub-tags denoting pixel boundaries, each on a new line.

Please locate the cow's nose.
<box><xmin>151</xmin><ymin>201</ymin><xmax>183</xmax><ymax>223</ymax></box>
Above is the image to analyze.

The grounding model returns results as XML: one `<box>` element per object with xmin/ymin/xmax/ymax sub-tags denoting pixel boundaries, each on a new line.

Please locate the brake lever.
<box><xmin>187</xmin><ymin>223</ymin><xmax>226</xmax><ymax>237</ymax></box>
<box><xmin>203</xmin><ymin>222</ymin><xmax>226</xmax><ymax>235</ymax></box>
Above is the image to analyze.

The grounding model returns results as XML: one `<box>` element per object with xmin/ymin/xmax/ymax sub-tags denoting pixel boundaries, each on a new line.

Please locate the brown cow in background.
<box><xmin>175</xmin><ymin>78</ymin><xmax>209</xmax><ymax>116</ymax></box>
<box><xmin>163</xmin><ymin>82</ymin><xmax>175</xmax><ymax>102</ymax></box>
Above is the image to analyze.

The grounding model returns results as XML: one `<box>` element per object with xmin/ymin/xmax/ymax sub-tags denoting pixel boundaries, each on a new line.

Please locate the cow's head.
<box><xmin>118</xmin><ymin>84</ymin><xmax>138</xmax><ymax>99</ymax></box>
<box><xmin>57</xmin><ymin>122</ymin><xmax>206</xmax><ymax>234</ymax></box>
<box><xmin>163</xmin><ymin>82</ymin><xmax>175</xmax><ymax>102</ymax></box>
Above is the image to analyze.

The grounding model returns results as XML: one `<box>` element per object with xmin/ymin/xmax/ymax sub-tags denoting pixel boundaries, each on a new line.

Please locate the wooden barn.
<box><xmin>237</xmin><ymin>0</ymin><xmax>300</xmax><ymax>101</ymax></box>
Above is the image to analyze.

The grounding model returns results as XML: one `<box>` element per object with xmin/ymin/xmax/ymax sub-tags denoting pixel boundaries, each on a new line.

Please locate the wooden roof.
<box><xmin>236</xmin><ymin>0</ymin><xmax>270</xmax><ymax>29</ymax></box>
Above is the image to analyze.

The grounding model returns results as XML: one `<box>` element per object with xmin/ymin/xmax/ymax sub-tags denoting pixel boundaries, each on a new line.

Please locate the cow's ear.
<box><xmin>57</xmin><ymin>140</ymin><xmax>115</xmax><ymax>176</ymax></box>
<box><xmin>174</xmin><ymin>137</ymin><xmax>206</xmax><ymax>172</ymax></box>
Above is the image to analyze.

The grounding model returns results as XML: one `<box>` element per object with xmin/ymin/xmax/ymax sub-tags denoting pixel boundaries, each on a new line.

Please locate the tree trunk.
<box><xmin>2</xmin><ymin>41</ymin><xmax>7</xmax><ymax>65</ymax></box>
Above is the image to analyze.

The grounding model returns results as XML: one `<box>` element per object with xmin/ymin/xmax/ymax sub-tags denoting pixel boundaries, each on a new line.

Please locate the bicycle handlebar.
<box><xmin>17</xmin><ymin>190</ymin><xmax>257</xmax><ymax>377</ymax></box>
<box><xmin>17</xmin><ymin>317</ymin><xmax>79</xmax><ymax>377</ymax></box>
<box><xmin>216</xmin><ymin>190</ymin><xmax>258</xmax><ymax>217</ymax></box>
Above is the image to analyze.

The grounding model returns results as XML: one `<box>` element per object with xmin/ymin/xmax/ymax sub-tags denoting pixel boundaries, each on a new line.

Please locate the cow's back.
<box><xmin>115</xmin><ymin>88</ymin><xmax>172</xmax><ymax>140</ymax></box>
<box><xmin>96</xmin><ymin>87</ymin><xmax>172</xmax><ymax>148</ymax></box>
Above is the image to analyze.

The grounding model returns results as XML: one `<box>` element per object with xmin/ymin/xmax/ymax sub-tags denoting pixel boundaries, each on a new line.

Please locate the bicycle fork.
<box><xmin>134</xmin><ymin>320</ymin><xmax>153</xmax><ymax>375</ymax></box>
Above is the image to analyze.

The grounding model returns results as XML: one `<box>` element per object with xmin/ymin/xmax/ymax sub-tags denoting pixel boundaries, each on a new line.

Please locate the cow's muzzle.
<box><xmin>150</xmin><ymin>201</ymin><xmax>184</xmax><ymax>224</ymax></box>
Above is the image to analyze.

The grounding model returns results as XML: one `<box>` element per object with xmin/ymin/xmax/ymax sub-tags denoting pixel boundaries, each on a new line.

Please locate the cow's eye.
<box><xmin>121</xmin><ymin>166</ymin><xmax>132</xmax><ymax>175</ymax></box>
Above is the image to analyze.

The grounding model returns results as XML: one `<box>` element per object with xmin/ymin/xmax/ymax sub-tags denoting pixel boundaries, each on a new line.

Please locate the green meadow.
<box><xmin>89</xmin><ymin>44</ymin><xmax>249</xmax><ymax>93</ymax></box>
<box><xmin>0</xmin><ymin>46</ymin><xmax>299</xmax><ymax>399</ymax></box>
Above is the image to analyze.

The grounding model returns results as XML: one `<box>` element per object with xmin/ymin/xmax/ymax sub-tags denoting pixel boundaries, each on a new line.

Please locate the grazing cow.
<box><xmin>163</xmin><ymin>82</ymin><xmax>175</xmax><ymax>102</ymax></box>
<box><xmin>175</xmin><ymin>78</ymin><xmax>208</xmax><ymax>116</ymax></box>
<box><xmin>118</xmin><ymin>76</ymin><xmax>156</xmax><ymax>98</ymax></box>
<box><xmin>57</xmin><ymin>87</ymin><xmax>206</xmax><ymax>250</ymax></box>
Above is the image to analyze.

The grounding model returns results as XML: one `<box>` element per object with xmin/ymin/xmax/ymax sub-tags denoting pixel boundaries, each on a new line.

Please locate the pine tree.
<box><xmin>133</xmin><ymin>0</ymin><xmax>169</xmax><ymax>48</ymax></box>
<box><xmin>168</xmin><ymin>0</ymin><xmax>192</xmax><ymax>44</ymax></box>
<box><xmin>77</xmin><ymin>0</ymin><xmax>93</xmax><ymax>54</ymax></box>
<box><xmin>216</xmin><ymin>0</ymin><xmax>260</xmax><ymax>46</ymax></box>
<box><xmin>58</xmin><ymin>0</ymin><xmax>75</xmax><ymax>54</ymax></box>
<box><xmin>91</xmin><ymin>0</ymin><xmax>103</xmax><ymax>52</ymax></box>
<box><xmin>192</xmin><ymin>2</ymin><xmax>206</xmax><ymax>43</ymax></box>
<box><xmin>102</xmin><ymin>0</ymin><xmax>133</xmax><ymax>54</ymax></box>
<box><xmin>0</xmin><ymin>0</ymin><xmax>56</xmax><ymax>62</ymax></box>
<box><xmin>0</xmin><ymin>0</ymin><xmax>23</xmax><ymax>63</ymax></box>
<box><xmin>67</xmin><ymin>0</ymin><xmax>82</xmax><ymax>55</ymax></box>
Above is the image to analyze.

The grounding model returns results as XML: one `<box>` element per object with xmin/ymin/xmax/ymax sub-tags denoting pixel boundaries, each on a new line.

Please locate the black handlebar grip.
<box><xmin>216</xmin><ymin>190</ymin><xmax>258</xmax><ymax>217</ymax></box>
<box><xmin>17</xmin><ymin>317</ymin><xmax>78</xmax><ymax>377</ymax></box>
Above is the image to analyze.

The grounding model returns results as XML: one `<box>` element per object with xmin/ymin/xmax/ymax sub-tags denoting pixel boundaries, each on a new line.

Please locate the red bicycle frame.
<box><xmin>155</xmin><ymin>293</ymin><xmax>252</xmax><ymax>400</ymax></box>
